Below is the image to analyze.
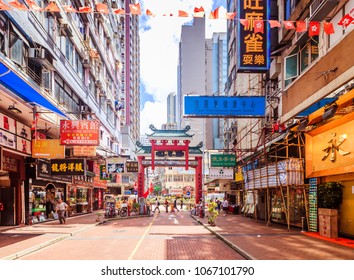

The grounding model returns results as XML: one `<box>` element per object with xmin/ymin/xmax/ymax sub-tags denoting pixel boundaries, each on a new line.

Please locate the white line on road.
<box><xmin>127</xmin><ymin>213</ymin><xmax>157</xmax><ymax>260</ymax></box>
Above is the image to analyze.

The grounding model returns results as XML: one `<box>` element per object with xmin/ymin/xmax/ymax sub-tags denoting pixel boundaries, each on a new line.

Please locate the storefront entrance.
<box><xmin>0</xmin><ymin>186</ymin><xmax>15</xmax><ymax>226</ymax></box>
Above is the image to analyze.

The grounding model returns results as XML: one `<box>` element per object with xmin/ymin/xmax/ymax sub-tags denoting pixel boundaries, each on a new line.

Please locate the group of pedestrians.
<box><xmin>153</xmin><ymin>198</ymin><xmax>183</xmax><ymax>214</ymax></box>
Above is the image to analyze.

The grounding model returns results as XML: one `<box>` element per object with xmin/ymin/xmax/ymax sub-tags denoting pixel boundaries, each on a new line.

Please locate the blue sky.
<box><xmin>139</xmin><ymin>0</ymin><xmax>227</xmax><ymax>134</ymax></box>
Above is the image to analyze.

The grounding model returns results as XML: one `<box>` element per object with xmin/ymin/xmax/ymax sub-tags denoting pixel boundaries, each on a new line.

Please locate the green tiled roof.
<box><xmin>145</xmin><ymin>124</ymin><xmax>193</xmax><ymax>138</ymax></box>
<box><xmin>135</xmin><ymin>141</ymin><xmax>203</xmax><ymax>155</ymax></box>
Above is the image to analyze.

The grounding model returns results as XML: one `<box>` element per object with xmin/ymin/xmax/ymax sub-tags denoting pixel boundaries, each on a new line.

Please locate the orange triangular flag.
<box><xmin>79</xmin><ymin>6</ymin><xmax>93</xmax><ymax>13</ymax></box>
<box><xmin>26</xmin><ymin>0</ymin><xmax>42</xmax><ymax>11</ymax></box>
<box><xmin>8</xmin><ymin>1</ymin><xmax>28</xmax><ymax>10</ymax></box>
<box><xmin>178</xmin><ymin>10</ymin><xmax>188</xmax><ymax>17</ymax></box>
<box><xmin>63</xmin><ymin>5</ymin><xmax>77</xmax><ymax>13</ymax></box>
<box><xmin>268</xmin><ymin>20</ymin><xmax>281</xmax><ymax>28</ymax></box>
<box><xmin>225</xmin><ymin>12</ymin><xmax>237</xmax><ymax>20</ymax></box>
<box><xmin>96</xmin><ymin>3</ymin><xmax>109</xmax><ymax>14</ymax></box>
<box><xmin>146</xmin><ymin>9</ymin><xmax>156</xmax><ymax>17</ymax></box>
<box><xmin>45</xmin><ymin>2</ymin><xmax>60</xmax><ymax>12</ymax></box>
<box><xmin>129</xmin><ymin>3</ymin><xmax>141</xmax><ymax>15</ymax></box>
<box><xmin>0</xmin><ymin>0</ymin><xmax>11</xmax><ymax>10</ymax></box>
<box><xmin>89</xmin><ymin>49</ymin><xmax>99</xmax><ymax>58</ymax></box>
<box><xmin>323</xmin><ymin>22</ymin><xmax>334</xmax><ymax>35</ymax></box>
<box><xmin>194</xmin><ymin>6</ymin><xmax>205</xmax><ymax>18</ymax></box>
<box><xmin>209</xmin><ymin>7</ymin><xmax>219</xmax><ymax>19</ymax></box>
<box><xmin>239</xmin><ymin>19</ymin><xmax>249</xmax><ymax>29</ymax></box>
<box><xmin>296</xmin><ymin>21</ymin><xmax>307</xmax><ymax>32</ymax></box>
<box><xmin>113</xmin><ymin>9</ymin><xmax>125</xmax><ymax>15</ymax></box>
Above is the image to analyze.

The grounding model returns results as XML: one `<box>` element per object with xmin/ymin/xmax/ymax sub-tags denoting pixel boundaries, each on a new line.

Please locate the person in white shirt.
<box><xmin>222</xmin><ymin>199</ymin><xmax>229</xmax><ymax>216</ymax></box>
<box><xmin>56</xmin><ymin>199</ymin><xmax>68</xmax><ymax>224</ymax></box>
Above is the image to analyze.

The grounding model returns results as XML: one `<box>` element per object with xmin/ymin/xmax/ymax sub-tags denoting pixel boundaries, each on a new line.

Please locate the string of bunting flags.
<box><xmin>1</xmin><ymin>1</ymin><xmax>354</xmax><ymax>36</ymax></box>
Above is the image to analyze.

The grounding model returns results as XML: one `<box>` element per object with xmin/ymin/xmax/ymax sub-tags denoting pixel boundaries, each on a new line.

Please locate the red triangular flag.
<box><xmin>254</xmin><ymin>20</ymin><xmax>264</xmax><ymax>34</ymax></box>
<box><xmin>194</xmin><ymin>6</ymin><xmax>205</xmax><ymax>18</ymax></box>
<box><xmin>296</xmin><ymin>21</ymin><xmax>307</xmax><ymax>32</ymax></box>
<box><xmin>178</xmin><ymin>10</ymin><xmax>188</xmax><ymax>17</ymax></box>
<box><xmin>323</xmin><ymin>22</ymin><xmax>334</xmax><ymax>35</ymax></box>
<box><xmin>239</xmin><ymin>19</ymin><xmax>249</xmax><ymax>29</ymax></box>
<box><xmin>8</xmin><ymin>1</ymin><xmax>28</xmax><ymax>10</ymax></box>
<box><xmin>0</xmin><ymin>0</ymin><xmax>12</xmax><ymax>10</ymax></box>
<box><xmin>129</xmin><ymin>3</ymin><xmax>141</xmax><ymax>15</ymax></box>
<box><xmin>146</xmin><ymin>9</ymin><xmax>155</xmax><ymax>17</ymax></box>
<box><xmin>63</xmin><ymin>5</ymin><xmax>77</xmax><ymax>13</ymax></box>
<box><xmin>96</xmin><ymin>3</ymin><xmax>109</xmax><ymax>14</ymax></box>
<box><xmin>338</xmin><ymin>13</ymin><xmax>354</xmax><ymax>27</ymax></box>
<box><xmin>225</xmin><ymin>12</ymin><xmax>237</xmax><ymax>20</ymax></box>
<box><xmin>268</xmin><ymin>20</ymin><xmax>281</xmax><ymax>28</ymax></box>
<box><xmin>79</xmin><ymin>6</ymin><xmax>92</xmax><ymax>13</ymax></box>
<box><xmin>209</xmin><ymin>7</ymin><xmax>220</xmax><ymax>19</ymax></box>
<box><xmin>283</xmin><ymin>21</ymin><xmax>295</xmax><ymax>29</ymax></box>
<box><xmin>309</xmin><ymin>21</ymin><xmax>320</xmax><ymax>36</ymax></box>
<box><xmin>45</xmin><ymin>2</ymin><xmax>60</xmax><ymax>12</ymax></box>
<box><xmin>114</xmin><ymin>9</ymin><xmax>125</xmax><ymax>15</ymax></box>
<box><xmin>26</xmin><ymin>0</ymin><xmax>42</xmax><ymax>11</ymax></box>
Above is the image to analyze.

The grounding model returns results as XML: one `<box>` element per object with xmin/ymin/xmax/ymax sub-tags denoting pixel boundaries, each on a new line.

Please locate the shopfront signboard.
<box><xmin>32</xmin><ymin>139</ymin><xmax>65</xmax><ymax>158</ymax></box>
<box><xmin>50</xmin><ymin>158</ymin><xmax>85</xmax><ymax>176</ymax></box>
<box><xmin>210</xmin><ymin>154</ymin><xmax>236</xmax><ymax>167</ymax></box>
<box><xmin>36</xmin><ymin>159</ymin><xmax>72</xmax><ymax>183</ymax></box>
<box><xmin>60</xmin><ymin>120</ymin><xmax>100</xmax><ymax>146</ymax></box>
<box><xmin>126</xmin><ymin>161</ymin><xmax>138</xmax><ymax>172</ymax></box>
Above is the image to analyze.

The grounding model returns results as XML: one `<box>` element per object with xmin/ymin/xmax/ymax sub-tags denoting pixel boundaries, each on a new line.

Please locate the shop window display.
<box><xmin>31</xmin><ymin>188</ymin><xmax>47</xmax><ymax>223</ymax></box>
<box><xmin>76</xmin><ymin>188</ymin><xmax>88</xmax><ymax>213</ymax></box>
<box><xmin>68</xmin><ymin>188</ymin><xmax>77</xmax><ymax>216</ymax></box>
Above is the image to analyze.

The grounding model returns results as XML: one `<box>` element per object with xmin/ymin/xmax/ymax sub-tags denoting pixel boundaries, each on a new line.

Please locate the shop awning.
<box><xmin>0</xmin><ymin>61</ymin><xmax>66</xmax><ymax>117</ymax></box>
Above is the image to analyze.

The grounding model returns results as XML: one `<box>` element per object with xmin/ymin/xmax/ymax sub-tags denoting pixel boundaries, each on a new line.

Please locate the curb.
<box><xmin>190</xmin><ymin>214</ymin><xmax>256</xmax><ymax>260</ymax></box>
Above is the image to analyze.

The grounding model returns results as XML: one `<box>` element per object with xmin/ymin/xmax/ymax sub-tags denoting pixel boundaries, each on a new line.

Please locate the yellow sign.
<box><xmin>73</xmin><ymin>146</ymin><xmax>96</xmax><ymax>157</ymax></box>
<box><xmin>32</xmin><ymin>139</ymin><xmax>65</xmax><ymax>159</ymax></box>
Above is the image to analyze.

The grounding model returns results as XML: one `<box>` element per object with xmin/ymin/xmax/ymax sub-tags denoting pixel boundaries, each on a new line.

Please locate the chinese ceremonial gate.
<box><xmin>135</xmin><ymin>125</ymin><xmax>203</xmax><ymax>203</ymax></box>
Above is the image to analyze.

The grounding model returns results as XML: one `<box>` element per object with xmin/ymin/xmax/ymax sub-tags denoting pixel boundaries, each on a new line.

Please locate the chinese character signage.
<box><xmin>209</xmin><ymin>168</ymin><xmax>234</xmax><ymax>179</ymax></box>
<box><xmin>184</xmin><ymin>96</ymin><xmax>265</xmax><ymax>117</ymax></box>
<box><xmin>50</xmin><ymin>158</ymin><xmax>85</xmax><ymax>176</ymax></box>
<box><xmin>60</xmin><ymin>120</ymin><xmax>100</xmax><ymax>146</ymax></box>
<box><xmin>73</xmin><ymin>146</ymin><xmax>97</xmax><ymax>157</ymax></box>
<box><xmin>237</xmin><ymin>0</ymin><xmax>270</xmax><ymax>72</ymax></box>
<box><xmin>37</xmin><ymin>159</ymin><xmax>72</xmax><ymax>183</ymax></box>
<box><xmin>126</xmin><ymin>161</ymin><xmax>139</xmax><ymax>172</ymax></box>
<box><xmin>32</xmin><ymin>139</ymin><xmax>65</xmax><ymax>159</ymax></box>
<box><xmin>210</xmin><ymin>154</ymin><xmax>236</xmax><ymax>167</ymax></box>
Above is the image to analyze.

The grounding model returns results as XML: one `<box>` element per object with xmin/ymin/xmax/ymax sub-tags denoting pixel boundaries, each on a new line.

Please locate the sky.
<box><xmin>139</xmin><ymin>0</ymin><xmax>227</xmax><ymax>135</ymax></box>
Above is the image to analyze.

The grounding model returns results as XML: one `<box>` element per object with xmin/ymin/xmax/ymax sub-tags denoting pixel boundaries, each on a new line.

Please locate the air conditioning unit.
<box><xmin>82</xmin><ymin>58</ymin><xmax>91</xmax><ymax>68</ymax></box>
<box><xmin>28</xmin><ymin>48</ymin><xmax>46</xmax><ymax>59</ymax></box>
<box><xmin>80</xmin><ymin>105</ymin><xmax>88</xmax><ymax>113</ymax></box>
<box><xmin>107</xmin><ymin>99</ymin><xmax>112</xmax><ymax>105</ymax></box>
<box><xmin>106</xmin><ymin>37</ymin><xmax>112</xmax><ymax>45</ymax></box>
<box><xmin>96</xmin><ymin>80</ymin><xmax>103</xmax><ymax>89</ymax></box>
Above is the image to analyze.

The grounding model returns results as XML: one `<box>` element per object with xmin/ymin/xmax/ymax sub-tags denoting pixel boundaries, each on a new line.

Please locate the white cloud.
<box><xmin>139</xmin><ymin>0</ymin><xmax>227</xmax><ymax>135</ymax></box>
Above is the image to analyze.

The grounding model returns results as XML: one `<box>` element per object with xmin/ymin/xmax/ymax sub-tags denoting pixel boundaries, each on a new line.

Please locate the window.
<box><xmin>284</xmin><ymin>38</ymin><xmax>318</xmax><ymax>87</ymax></box>
<box><xmin>9</xmin><ymin>32</ymin><xmax>24</xmax><ymax>66</ymax></box>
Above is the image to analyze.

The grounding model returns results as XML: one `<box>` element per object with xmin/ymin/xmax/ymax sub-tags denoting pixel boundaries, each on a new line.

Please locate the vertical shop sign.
<box><xmin>237</xmin><ymin>0</ymin><xmax>270</xmax><ymax>72</ymax></box>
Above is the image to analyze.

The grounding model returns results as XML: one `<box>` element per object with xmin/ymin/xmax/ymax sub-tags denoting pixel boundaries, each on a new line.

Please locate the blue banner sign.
<box><xmin>297</xmin><ymin>98</ymin><xmax>337</xmax><ymax>117</ymax></box>
<box><xmin>184</xmin><ymin>96</ymin><xmax>265</xmax><ymax>118</ymax></box>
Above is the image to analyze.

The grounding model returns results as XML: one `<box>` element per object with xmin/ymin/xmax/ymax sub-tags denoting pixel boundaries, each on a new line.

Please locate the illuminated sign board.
<box><xmin>237</xmin><ymin>0</ymin><xmax>270</xmax><ymax>72</ymax></box>
<box><xmin>184</xmin><ymin>96</ymin><xmax>265</xmax><ymax>117</ymax></box>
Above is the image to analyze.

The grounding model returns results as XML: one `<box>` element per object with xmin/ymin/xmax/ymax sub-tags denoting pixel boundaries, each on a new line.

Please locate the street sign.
<box><xmin>186</xmin><ymin>191</ymin><xmax>190</xmax><ymax>196</ymax></box>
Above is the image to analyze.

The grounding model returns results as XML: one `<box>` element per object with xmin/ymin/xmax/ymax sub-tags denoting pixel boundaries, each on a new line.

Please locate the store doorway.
<box><xmin>0</xmin><ymin>186</ymin><xmax>15</xmax><ymax>226</ymax></box>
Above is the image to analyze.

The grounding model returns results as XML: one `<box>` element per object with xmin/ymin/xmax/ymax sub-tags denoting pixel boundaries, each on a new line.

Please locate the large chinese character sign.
<box><xmin>237</xmin><ymin>0</ymin><xmax>270</xmax><ymax>72</ymax></box>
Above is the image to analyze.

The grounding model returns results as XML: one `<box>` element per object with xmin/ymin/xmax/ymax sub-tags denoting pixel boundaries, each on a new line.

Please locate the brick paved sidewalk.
<box><xmin>191</xmin><ymin>212</ymin><xmax>354</xmax><ymax>260</ymax></box>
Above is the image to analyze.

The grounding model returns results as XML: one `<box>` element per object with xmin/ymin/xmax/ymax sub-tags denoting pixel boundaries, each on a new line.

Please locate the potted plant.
<box><xmin>317</xmin><ymin>182</ymin><xmax>344</xmax><ymax>238</ymax></box>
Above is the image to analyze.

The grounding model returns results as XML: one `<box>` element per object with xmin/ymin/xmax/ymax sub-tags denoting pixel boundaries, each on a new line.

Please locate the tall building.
<box><xmin>0</xmin><ymin>2</ymin><xmax>138</xmax><ymax>226</ymax></box>
<box><xmin>120</xmin><ymin>0</ymin><xmax>140</xmax><ymax>159</ymax></box>
<box><xmin>177</xmin><ymin>17</ymin><xmax>206</xmax><ymax>147</ymax></box>
<box><xmin>167</xmin><ymin>92</ymin><xmax>176</xmax><ymax>125</ymax></box>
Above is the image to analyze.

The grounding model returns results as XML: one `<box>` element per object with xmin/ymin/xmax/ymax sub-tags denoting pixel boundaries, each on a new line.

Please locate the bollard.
<box><xmin>301</xmin><ymin>216</ymin><xmax>306</xmax><ymax>232</ymax></box>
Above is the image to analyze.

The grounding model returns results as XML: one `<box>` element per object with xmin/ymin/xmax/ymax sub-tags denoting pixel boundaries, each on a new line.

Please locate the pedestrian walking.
<box><xmin>56</xmin><ymin>198</ymin><xmax>68</xmax><ymax>224</ymax></box>
<box><xmin>164</xmin><ymin>199</ymin><xmax>169</xmax><ymax>213</ymax></box>
<box><xmin>180</xmin><ymin>199</ymin><xmax>183</xmax><ymax>211</ymax></box>
<box><xmin>173</xmin><ymin>198</ymin><xmax>179</xmax><ymax>212</ymax></box>
<box><xmin>154</xmin><ymin>200</ymin><xmax>160</xmax><ymax>213</ymax></box>
<box><xmin>222</xmin><ymin>199</ymin><xmax>229</xmax><ymax>216</ymax></box>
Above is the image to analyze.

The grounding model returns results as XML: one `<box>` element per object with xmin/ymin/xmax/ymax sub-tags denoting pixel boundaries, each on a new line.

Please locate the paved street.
<box><xmin>0</xmin><ymin>210</ymin><xmax>354</xmax><ymax>260</ymax></box>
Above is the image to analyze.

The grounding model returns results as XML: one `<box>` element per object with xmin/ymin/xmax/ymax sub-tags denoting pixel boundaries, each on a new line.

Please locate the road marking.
<box><xmin>128</xmin><ymin>213</ymin><xmax>157</xmax><ymax>260</ymax></box>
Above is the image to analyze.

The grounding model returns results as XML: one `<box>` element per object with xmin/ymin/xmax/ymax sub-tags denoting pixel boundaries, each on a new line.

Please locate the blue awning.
<box><xmin>0</xmin><ymin>61</ymin><xmax>66</xmax><ymax>117</ymax></box>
